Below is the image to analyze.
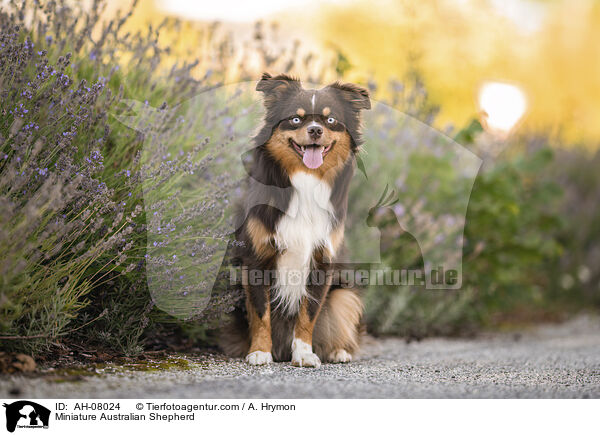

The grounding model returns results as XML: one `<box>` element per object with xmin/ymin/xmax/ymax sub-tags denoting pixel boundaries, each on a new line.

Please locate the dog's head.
<box><xmin>255</xmin><ymin>73</ymin><xmax>370</xmax><ymax>179</ymax></box>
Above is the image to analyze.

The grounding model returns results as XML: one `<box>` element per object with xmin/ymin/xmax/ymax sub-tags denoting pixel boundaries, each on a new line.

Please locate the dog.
<box><xmin>219</xmin><ymin>73</ymin><xmax>371</xmax><ymax>368</ymax></box>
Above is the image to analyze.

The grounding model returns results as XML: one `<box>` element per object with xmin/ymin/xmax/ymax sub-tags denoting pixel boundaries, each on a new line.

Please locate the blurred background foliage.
<box><xmin>0</xmin><ymin>0</ymin><xmax>598</xmax><ymax>358</ymax></box>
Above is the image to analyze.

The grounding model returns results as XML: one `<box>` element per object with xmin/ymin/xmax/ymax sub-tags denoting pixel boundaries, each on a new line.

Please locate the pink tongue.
<box><xmin>302</xmin><ymin>146</ymin><xmax>324</xmax><ymax>169</ymax></box>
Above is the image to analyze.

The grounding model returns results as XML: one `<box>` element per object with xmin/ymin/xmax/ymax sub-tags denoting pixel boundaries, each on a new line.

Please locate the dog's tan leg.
<box><xmin>291</xmin><ymin>297</ymin><xmax>324</xmax><ymax>368</ymax></box>
<box><xmin>245</xmin><ymin>285</ymin><xmax>273</xmax><ymax>365</ymax></box>
<box><xmin>290</xmin><ymin>251</ymin><xmax>334</xmax><ymax>368</ymax></box>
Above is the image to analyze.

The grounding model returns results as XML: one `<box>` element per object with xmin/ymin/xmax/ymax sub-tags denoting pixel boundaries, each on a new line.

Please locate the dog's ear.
<box><xmin>327</xmin><ymin>81</ymin><xmax>371</xmax><ymax>111</ymax></box>
<box><xmin>256</xmin><ymin>72</ymin><xmax>301</xmax><ymax>98</ymax></box>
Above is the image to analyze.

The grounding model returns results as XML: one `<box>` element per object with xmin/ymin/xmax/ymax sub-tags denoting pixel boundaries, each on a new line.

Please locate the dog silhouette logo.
<box><xmin>115</xmin><ymin>82</ymin><xmax>483</xmax><ymax>319</ymax></box>
<box><xmin>3</xmin><ymin>401</ymin><xmax>50</xmax><ymax>432</ymax></box>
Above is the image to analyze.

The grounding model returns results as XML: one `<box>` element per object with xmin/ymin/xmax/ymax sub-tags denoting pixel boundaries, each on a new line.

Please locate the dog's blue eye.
<box><xmin>291</xmin><ymin>117</ymin><xmax>301</xmax><ymax>124</ymax></box>
<box><xmin>327</xmin><ymin>117</ymin><xmax>336</xmax><ymax>124</ymax></box>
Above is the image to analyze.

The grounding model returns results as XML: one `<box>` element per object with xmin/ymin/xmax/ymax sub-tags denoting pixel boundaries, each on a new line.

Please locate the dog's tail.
<box><xmin>313</xmin><ymin>287</ymin><xmax>364</xmax><ymax>361</ymax></box>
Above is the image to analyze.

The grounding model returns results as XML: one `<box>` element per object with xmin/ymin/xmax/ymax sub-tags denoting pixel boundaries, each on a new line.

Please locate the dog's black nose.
<box><xmin>308</xmin><ymin>125</ymin><xmax>323</xmax><ymax>139</ymax></box>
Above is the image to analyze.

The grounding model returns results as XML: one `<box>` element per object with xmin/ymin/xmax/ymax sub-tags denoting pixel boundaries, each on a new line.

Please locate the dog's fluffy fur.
<box><xmin>219</xmin><ymin>73</ymin><xmax>371</xmax><ymax>367</ymax></box>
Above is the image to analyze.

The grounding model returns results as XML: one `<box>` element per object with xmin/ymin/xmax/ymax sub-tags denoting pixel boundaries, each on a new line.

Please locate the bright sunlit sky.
<box><xmin>157</xmin><ymin>0</ymin><xmax>538</xmax><ymax>132</ymax></box>
<box><xmin>152</xmin><ymin>0</ymin><xmax>599</xmax><ymax>143</ymax></box>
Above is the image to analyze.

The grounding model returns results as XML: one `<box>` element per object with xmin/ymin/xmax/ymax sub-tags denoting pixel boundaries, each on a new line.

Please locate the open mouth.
<box><xmin>289</xmin><ymin>139</ymin><xmax>334</xmax><ymax>169</ymax></box>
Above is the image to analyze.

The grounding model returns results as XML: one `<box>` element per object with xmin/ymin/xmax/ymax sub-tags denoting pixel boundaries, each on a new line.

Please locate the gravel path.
<box><xmin>2</xmin><ymin>316</ymin><xmax>599</xmax><ymax>399</ymax></box>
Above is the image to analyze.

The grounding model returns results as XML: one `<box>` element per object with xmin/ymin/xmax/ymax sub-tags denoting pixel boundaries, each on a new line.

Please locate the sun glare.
<box><xmin>478</xmin><ymin>82</ymin><xmax>527</xmax><ymax>133</ymax></box>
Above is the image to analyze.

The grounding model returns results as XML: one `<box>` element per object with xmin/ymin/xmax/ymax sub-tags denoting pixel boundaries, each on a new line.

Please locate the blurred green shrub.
<box><xmin>546</xmin><ymin>148</ymin><xmax>600</xmax><ymax>308</ymax></box>
<box><xmin>364</xmin><ymin>124</ymin><xmax>565</xmax><ymax>337</ymax></box>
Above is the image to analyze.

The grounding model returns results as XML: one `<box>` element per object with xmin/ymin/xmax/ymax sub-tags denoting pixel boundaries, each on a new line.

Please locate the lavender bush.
<box><xmin>0</xmin><ymin>0</ymin><xmax>219</xmax><ymax>353</ymax></box>
<box><xmin>0</xmin><ymin>4</ymin><xmax>137</xmax><ymax>353</ymax></box>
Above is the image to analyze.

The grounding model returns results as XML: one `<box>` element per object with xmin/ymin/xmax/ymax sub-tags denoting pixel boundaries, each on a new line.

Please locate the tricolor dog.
<box><xmin>220</xmin><ymin>73</ymin><xmax>371</xmax><ymax>368</ymax></box>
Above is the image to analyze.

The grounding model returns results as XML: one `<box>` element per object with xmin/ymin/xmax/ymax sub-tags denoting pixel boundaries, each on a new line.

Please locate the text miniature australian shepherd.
<box><xmin>220</xmin><ymin>73</ymin><xmax>371</xmax><ymax>368</ymax></box>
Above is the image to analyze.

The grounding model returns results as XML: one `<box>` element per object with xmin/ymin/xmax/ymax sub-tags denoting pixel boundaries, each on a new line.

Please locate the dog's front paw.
<box><xmin>245</xmin><ymin>350</ymin><xmax>273</xmax><ymax>365</ymax></box>
<box><xmin>291</xmin><ymin>351</ymin><xmax>321</xmax><ymax>368</ymax></box>
<box><xmin>291</xmin><ymin>338</ymin><xmax>321</xmax><ymax>368</ymax></box>
<box><xmin>329</xmin><ymin>349</ymin><xmax>352</xmax><ymax>363</ymax></box>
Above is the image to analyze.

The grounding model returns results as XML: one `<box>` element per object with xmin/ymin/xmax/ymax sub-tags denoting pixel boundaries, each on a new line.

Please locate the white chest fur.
<box><xmin>273</xmin><ymin>172</ymin><xmax>335</xmax><ymax>314</ymax></box>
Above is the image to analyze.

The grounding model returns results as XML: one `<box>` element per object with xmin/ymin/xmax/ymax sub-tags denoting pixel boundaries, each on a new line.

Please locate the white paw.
<box><xmin>245</xmin><ymin>351</ymin><xmax>273</xmax><ymax>365</ymax></box>
<box><xmin>329</xmin><ymin>349</ymin><xmax>352</xmax><ymax>363</ymax></box>
<box><xmin>291</xmin><ymin>338</ymin><xmax>321</xmax><ymax>368</ymax></box>
<box><xmin>292</xmin><ymin>351</ymin><xmax>321</xmax><ymax>368</ymax></box>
